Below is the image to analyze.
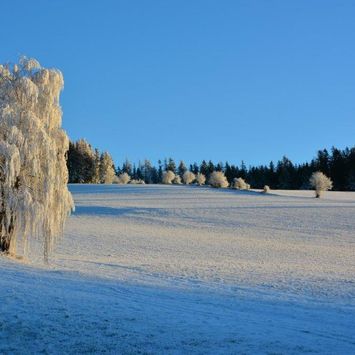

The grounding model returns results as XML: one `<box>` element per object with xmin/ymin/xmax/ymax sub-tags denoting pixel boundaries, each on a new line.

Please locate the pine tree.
<box><xmin>207</xmin><ymin>161</ymin><xmax>215</xmax><ymax>178</ymax></box>
<box><xmin>178</xmin><ymin>161</ymin><xmax>187</xmax><ymax>177</ymax></box>
<box><xmin>191</xmin><ymin>163</ymin><xmax>199</xmax><ymax>175</ymax></box>
<box><xmin>167</xmin><ymin>158</ymin><xmax>176</xmax><ymax>173</ymax></box>
<box><xmin>122</xmin><ymin>159</ymin><xmax>132</xmax><ymax>176</ymax></box>
<box><xmin>142</xmin><ymin>159</ymin><xmax>154</xmax><ymax>183</ymax></box>
<box><xmin>67</xmin><ymin>139</ymin><xmax>96</xmax><ymax>183</ymax></box>
<box><xmin>199</xmin><ymin>160</ymin><xmax>208</xmax><ymax>176</ymax></box>
<box><xmin>158</xmin><ymin>160</ymin><xmax>163</xmax><ymax>183</ymax></box>
<box><xmin>92</xmin><ymin>148</ymin><xmax>101</xmax><ymax>183</ymax></box>
<box><xmin>99</xmin><ymin>152</ymin><xmax>115</xmax><ymax>184</ymax></box>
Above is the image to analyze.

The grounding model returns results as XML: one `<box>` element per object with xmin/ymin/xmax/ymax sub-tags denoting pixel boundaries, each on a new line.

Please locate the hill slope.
<box><xmin>1</xmin><ymin>185</ymin><xmax>354</xmax><ymax>354</ymax></box>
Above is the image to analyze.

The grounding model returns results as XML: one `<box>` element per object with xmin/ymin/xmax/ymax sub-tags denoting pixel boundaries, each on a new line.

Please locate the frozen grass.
<box><xmin>1</xmin><ymin>184</ymin><xmax>355</xmax><ymax>354</ymax></box>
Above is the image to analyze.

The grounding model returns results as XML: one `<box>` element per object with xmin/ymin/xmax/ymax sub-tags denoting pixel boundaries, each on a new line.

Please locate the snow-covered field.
<box><xmin>1</xmin><ymin>185</ymin><xmax>355</xmax><ymax>354</ymax></box>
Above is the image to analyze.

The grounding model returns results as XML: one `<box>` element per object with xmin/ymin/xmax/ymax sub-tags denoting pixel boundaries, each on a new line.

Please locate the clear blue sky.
<box><xmin>1</xmin><ymin>0</ymin><xmax>354</xmax><ymax>167</ymax></box>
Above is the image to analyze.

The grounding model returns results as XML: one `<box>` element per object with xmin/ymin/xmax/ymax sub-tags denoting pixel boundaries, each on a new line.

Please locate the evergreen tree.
<box><xmin>92</xmin><ymin>148</ymin><xmax>101</xmax><ymax>183</ymax></box>
<box><xmin>199</xmin><ymin>160</ymin><xmax>208</xmax><ymax>176</ymax></box>
<box><xmin>216</xmin><ymin>162</ymin><xmax>223</xmax><ymax>172</ymax></box>
<box><xmin>276</xmin><ymin>156</ymin><xmax>295</xmax><ymax>189</ymax></box>
<box><xmin>122</xmin><ymin>159</ymin><xmax>132</xmax><ymax>176</ymax></box>
<box><xmin>239</xmin><ymin>161</ymin><xmax>247</xmax><ymax>179</ymax></box>
<box><xmin>99</xmin><ymin>152</ymin><xmax>115</xmax><ymax>184</ymax></box>
<box><xmin>158</xmin><ymin>160</ymin><xmax>163</xmax><ymax>183</ymax></box>
<box><xmin>330</xmin><ymin>147</ymin><xmax>347</xmax><ymax>190</ymax></box>
<box><xmin>67</xmin><ymin>139</ymin><xmax>96</xmax><ymax>183</ymax></box>
<box><xmin>207</xmin><ymin>160</ymin><xmax>215</xmax><ymax>178</ymax></box>
<box><xmin>191</xmin><ymin>163</ymin><xmax>199</xmax><ymax>175</ymax></box>
<box><xmin>178</xmin><ymin>161</ymin><xmax>187</xmax><ymax>177</ymax></box>
<box><xmin>167</xmin><ymin>158</ymin><xmax>176</xmax><ymax>172</ymax></box>
<box><xmin>142</xmin><ymin>159</ymin><xmax>154</xmax><ymax>183</ymax></box>
<box><xmin>315</xmin><ymin>149</ymin><xmax>330</xmax><ymax>176</ymax></box>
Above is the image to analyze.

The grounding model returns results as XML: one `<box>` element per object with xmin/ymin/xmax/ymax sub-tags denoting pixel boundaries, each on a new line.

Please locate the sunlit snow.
<box><xmin>1</xmin><ymin>185</ymin><xmax>354</xmax><ymax>353</ymax></box>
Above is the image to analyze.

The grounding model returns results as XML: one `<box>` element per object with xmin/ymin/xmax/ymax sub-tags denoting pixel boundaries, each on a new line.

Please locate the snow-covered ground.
<box><xmin>1</xmin><ymin>185</ymin><xmax>355</xmax><ymax>354</ymax></box>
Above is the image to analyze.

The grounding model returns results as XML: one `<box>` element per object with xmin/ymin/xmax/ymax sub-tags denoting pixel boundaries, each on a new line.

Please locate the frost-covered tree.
<box><xmin>182</xmin><ymin>171</ymin><xmax>195</xmax><ymax>185</ymax></box>
<box><xmin>232</xmin><ymin>177</ymin><xmax>248</xmax><ymax>190</ymax></box>
<box><xmin>0</xmin><ymin>57</ymin><xmax>74</xmax><ymax>259</ymax></box>
<box><xmin>263</xmin><ymin>185</ymin><xmax>270</xmax><ymax>193</ymax></box>
<box><xmin>208</xmin><ymin>171</ymin><xmax>229</xmax><ymax>188</ymax></box>
<box><xmin>117</xmin><ymin>172</ymin><xmax>131</xmax><ymax>184</ymax></box>
<box><xmin>196</xmin><ymin>173</ymin><xmax>206</xmax><ymax>186</ymax></box>
<box><xmin>112</xmin><ymin>175</ymin><xmax>120</xmax><ymax>184</ymax></box>
<box><xmin>173</xmin><ymin>175</ymin><xmax>182</xmax><ymax>184</ymax></box>
<box><xmin>162</xmin><ymin>170</ymin><xmax>175</xmax><ymax>184</ymax></box>
<box><xmin>92</xmin><ymin>148</ymin><xmax>101</xmax><ymax>184</ymax></box>
<box><xmin>309</xmin><ymin>171</ymin><xmax>333</xmax><ymax>198</ymax></box>
<box><xmin>99</xmin><ymin>152</ymin><xmax>115</xmax><ymax>184</ymax></box>
<box><xmin>129</xmin><ymin>179</ymin><xmax>145</xmax><ymax>184</ymax></box>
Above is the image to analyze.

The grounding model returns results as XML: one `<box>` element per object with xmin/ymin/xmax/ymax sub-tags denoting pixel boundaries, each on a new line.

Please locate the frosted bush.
<box><xmin>232</xmin><ymin>177</ymin><xmax>248</xmax><ymax>190</ymax></box>
<box><xmin>309</xmin><ymin>171</ymin><xmax>332</xmax><ymax>198</ymax></box>
<box><xmin>117</xmin><ymin>172</ymin><xmax>131</xmax><ymax>184</ymax></box>
<box><xmin>196</xmin><ymin>173</ymin><xmax>206</xmax><ymax>186</ymax></box>
<box><xmin>209</xmin><ymin>171</ymin><xmax>229</xmax><ymax>188</ymax></box>
<box><xmin>0</xmin><ymin>57</ymin><xmax>74</xmax><ymax>260</ymax></box>
<box><xmin>162</xmin><ymin>171</ymin><xmax>175</xmax><ymax>184</ymax></box>
<box><xmin>130</xmin><ymin>179</ymin><xmax>145</xmax><ymax>184</ymax></box>
<box><xmin>112</xmin><ymin>175</ymin><xmax>120</xmax><ymax>184</ymax></box>
<box><xmin>173</xmin><ymin>175</ymin><xmax>182</xmax><ymax>184</ymax></box>
<box><xmin>182</xmin><ymin>171</ymin><xmax>195</xmax><ymax>184</ymax></box>
<box><xmin>263</xmin><ymin>185</ymin><xmax>270</xmax><ymax>193</ymax></box>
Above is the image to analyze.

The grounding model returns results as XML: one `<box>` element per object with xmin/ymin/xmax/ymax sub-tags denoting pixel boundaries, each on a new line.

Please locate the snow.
<box><xmin>1</xmin><ymin>184</ymin><xmax>355</xmax><ymax>354</ymax></box>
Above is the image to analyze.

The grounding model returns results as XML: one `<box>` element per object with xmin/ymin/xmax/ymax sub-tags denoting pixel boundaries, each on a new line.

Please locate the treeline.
<box><xmin>67</xmin><ymin>139</ymin><xmax>116</xmax><ymax>183</ymax></box>
<box><xmin>67</xmin><ymin>140</ymin><xmax>355</xmax><ymax>191</ymax></box>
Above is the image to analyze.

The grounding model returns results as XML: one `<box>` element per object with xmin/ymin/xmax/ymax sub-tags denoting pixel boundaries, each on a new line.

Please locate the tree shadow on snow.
<box><xmin>73</xmin><ymin>206</ymin><xmax>136</xmax><ymax>216</ymax></box>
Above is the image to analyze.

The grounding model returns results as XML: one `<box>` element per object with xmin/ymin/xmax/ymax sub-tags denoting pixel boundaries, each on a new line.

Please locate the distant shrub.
<box><xmin>263</xmin><ymin>185</ymin><xmax>270</xmax><ymax>193</ymax></box>
<box><xmin>232</xmin><ymin>177</ymin><xmax>248</xmax><ymax>190</ymax></box>
<box><xmin>117</xmin><ymin>172</ymin><xmax>131</xmax><ymax>184</ymax></box>
<box><xmin>162</xmin><ymin>171</ymin><xmax>175</xmax><ymax>184</ymax></box>
<box><xmin>173</xmin><ymin>175</ymin><xmax>182</xmax><ymax>184</ymax></box>
<box><xmin>130</xmin><ymin>179</ymin><xmax>145</xmax><ymax>184</ymax></box>
<box><xmin>309</xmin><ymin>171</ymin><xmax>332</xmax><ymax>198</ymax></box>
<box><xmin>196</xmin><ymin>173</ymin><xmax>206</xmax><ymax>186</ymax></box>
<box><xmin>182</xmin><ymin>171</ymin><xmax>195</xmax><ymax>184</ymax></box>
<box><xmin>209</xmin><ymin>171</ymin><xmax>229</xmax><ymax>188</ymax></box>
<box><xmin>112</xmin><ymin>175</ymin><xmax>120</xmax><ymax>184</ymax></box>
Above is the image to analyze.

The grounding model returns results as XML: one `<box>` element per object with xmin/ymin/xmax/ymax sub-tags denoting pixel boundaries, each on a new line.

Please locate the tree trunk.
<box><xmin>0</xmin><ymin>185</ymin><xmax>15</xmax><ymax>253</ymax></box>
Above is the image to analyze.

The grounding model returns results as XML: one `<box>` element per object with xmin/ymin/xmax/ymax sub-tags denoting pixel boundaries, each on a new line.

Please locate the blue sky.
<box><xmin>1</xmin><ymin>0</ymin><xmax>354</xmax><ymax>167</ymax></box>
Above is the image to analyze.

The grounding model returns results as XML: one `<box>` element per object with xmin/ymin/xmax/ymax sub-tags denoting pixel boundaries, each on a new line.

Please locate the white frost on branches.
<box><xmin>173</xmin><ymin>175</ymin><xmax>182</xmax><ymax>184</ymax></box>
<box><xmin>130</xmin><ymin>179</ymin><xmax>145</xmax><ymax>184</ymax></box>
<box><xmin>99</xmin><ymin>152</ymin><xmax>115</xmax><ymax>184</ymax></box>
<box><xmin>116</xmin><ymin>172</ymin><xmax>131</xmax><ymax>184</ymax></box>
<box><xmin>309</xmin><ymin>171</ymin><xmax>332</xmax><ymax>198</ymax></box>
<box><xmin>208</xmin><ymin>171</ymin><xmax>229</xmax><ymax>188</ymax></box>
<box><xmin>232</xmin><ymin>177</ymin><xmax>248</xmax><ymax>190</ymax></box>
<box><xmin>182</xmin><ymin>171</ymin><xmax>195</xmax><ymax>185</ymax></box>
<box><xmin>162</xmin><ymin>171</ymin><xmax>175</xmax><ymax>184</ymax></box>
<box><xmin>0</xmin><ymin>57</ymin><xmax>74</xmax><ymax>260</ymax></box>
<box><xmin>263</xmin><ymin>185</ymin><xmax>270</xmax><ymax>193</ymax></box>
<box><xmin>196</xmin><ymin>173</ymin><xmax>206</xmax><ymax>186</ymax></box>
